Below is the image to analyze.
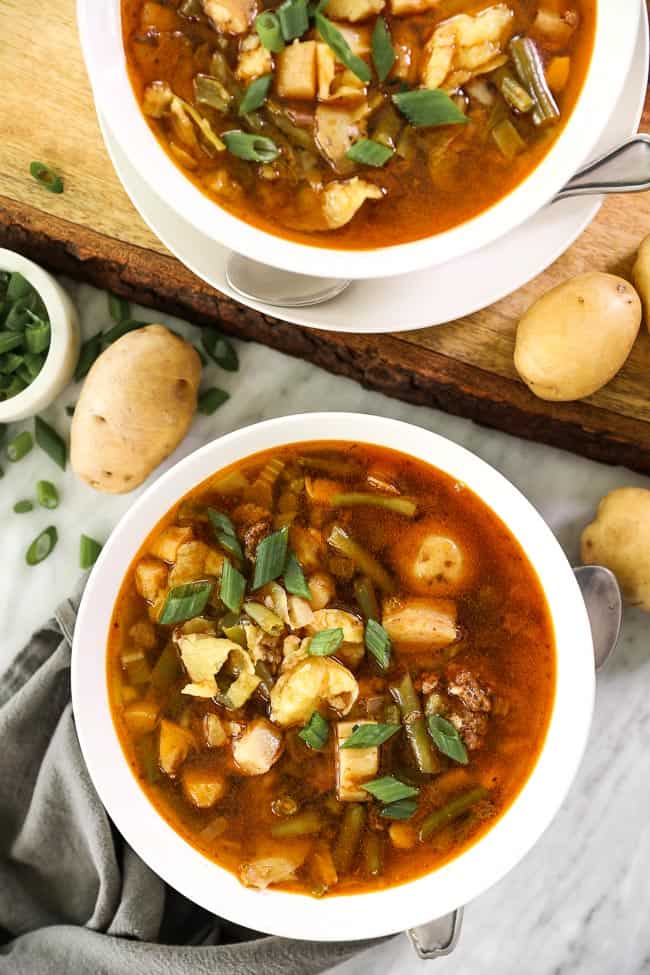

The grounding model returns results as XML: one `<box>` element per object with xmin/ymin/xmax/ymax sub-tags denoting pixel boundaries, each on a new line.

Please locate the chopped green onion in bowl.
<box><xmin>0</xmin><ymin>271</ymin><xmax>52</xmax><ymax>403</ymax></box>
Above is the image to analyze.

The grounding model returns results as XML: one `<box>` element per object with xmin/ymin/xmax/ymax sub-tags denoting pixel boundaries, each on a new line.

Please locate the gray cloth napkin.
<box><xmin>0</xmin><ymin>589</ymin><xmax>383</xmax><ymax>975</ymax></box>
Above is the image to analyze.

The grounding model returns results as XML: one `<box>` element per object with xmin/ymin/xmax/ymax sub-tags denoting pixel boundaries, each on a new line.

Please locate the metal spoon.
<box><xmin>573</xmin><ymin>564</ymin><xmax>622</xmax><ymax>671</ymax></box>
<box><xmin>226</xmin><ymin>134</ymin><xmax>650</xmax><ymax>309</ymax></box>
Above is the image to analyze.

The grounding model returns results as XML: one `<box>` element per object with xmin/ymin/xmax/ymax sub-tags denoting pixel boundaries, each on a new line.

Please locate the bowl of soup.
<box><xmin>71</xmin><ymin>413</ymin><xmax>594</xmax><ymax>940</ymax></box>
<box><xmin>77</xmin><ymin>0</ymin><xmax>640</xmax><ymax>278</ymax></box>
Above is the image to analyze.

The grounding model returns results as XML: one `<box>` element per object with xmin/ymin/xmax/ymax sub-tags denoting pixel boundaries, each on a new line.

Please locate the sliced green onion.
<box><xmin>341</xmin><ymin>723</ymin><xmax>400</xmax><ymax>748</ymax></box>
<box><xmin>371</xmin><ymin>16</ymin><xmax>396</xmax><ymax>82</ymax></box>
<box><xmin>256</xmin><ymin>10</ymin><xmax>285</xmax><ymax>52</ymax></box>
<box><xmin>221</xmin><ymin>559</ymin><xmax>246</xmax><ymax>613</ymax></box>
<box><xmin>24</xmin><ymin>353</ymin><xmax>44</xmax><ymax>379</ymax></box>
<box><xmin>74</xmin><ymin>333</ymin><xmax>103</xmax><ymax>381</ymax></box>
<box><xmin>392</xmin><ymin>89</ymin><xmax>468</xmax><ymax>128</ymax></box>
<box><xmin>346</xmin><ymin>139</ymin><xmax>394</xmax><ymax>167</ymax></box>
<box><xmin>24</xmin><ymin>320</ymin><xmax>51</xmax><ymax>354</ymax></box>
<box><xmin>103</xmin><ymin>319</ymin><xmax>146</xmax><ymax>346</ymax></box>
<box><xmin>308</xmin><ymin>627</ymin><xmax>344</xmax><ymax>657</ymax></box>
<box><xmin>315</xmin><ymin>14</ymin><xmax>371</xmax><ymax>83</ymax></box>
<box><xmin>222</xmin><ymin>130</ymin><xmax>280</xmax><ymax>163</ymax></box>
<box><xmin>80</xmin><ymin>534</ymin><xmax>103</xmax><ymax>569</ymax></box>
<box><xmin>0</xmin><ymin>333</ymin><xmax>24</xmax><ymax>357</ymax></box>
<box><xmin>159</xmin><ymin>580</ymin><xmax>213</xmax><ymax>625</ymax></box>
<box><xmin>35</xmin><ymin>416</ymin><xmax>66</xmax><ymax>470</ymax></box>
<box><xmin>284</xmin><ymin>551</ymin><xmax>312</xmax><ymax>599</ymax></box>
<box><xmin>13</xmin><ymin>500</ymin><xmax>34</xmax><ymax>514</ymax></box>
<box><xmin>427</xmin><ymin>714</ymin><xmax>468</xmax><ymax>765</ymax></box>
<box><xmin>198</xmin><ymin>387</ymin><xmax>230</xmax><ymax>415</ymax></box>
<box><xmin>362</xmin><ymin>776</ymin><xmax>418</xmax><ymax>804</ymax></box>
<box><xmin>244</xmin><ymin>600</ymin><xmax>284</xmax><ymax>635</ymax></box>
<box><xmin>365</xmin><ymin>618</ymin><xmax>391</xmax><ymax>670</ymax></box>
<box><xmin>108</xmin><ymin>294</ymin><xmax>131</xmax><ymax>322</ymax></box>
<box><xmin>208</xmin><ymin>508</ymin><xmax>244</xmax><ymax>561</ymax></box>
<box><xmin>419</xmin><ymin>787</ymin><xmax>489</xmax><ymax>841</ymax></box>
<box><xmin>201</xmin><ymin>330</ymin><xmax>239</xmax><ymax>371</ymax></box>
<box><xmin>26</xmin><ymin>526</ymin><xmax>58</xmax><ymax>565</ymax></box>
<box><xmin>252</xmin><ymin>525</ymin><xmax>289</xmax><ymax>589</ymax></box>
<box><xmin>239</xmin><ymin>74</ymin><xmax>273</xmax><ymax>114</ymax></box>
<box><xmin>299</xmin><ymin>711</ymin><xmax>329</xmax><ymax>749</ymax></box>
<box><xmin>380</xmin><ymin>798</ymin><xmax>418</xmax><ymax>820</ymax></box>
<box><xmin>0</xmin><ymin>353</ymin><xmax>24</xmax><ymax>374</ymax></box>
<box><xmin>5</xmin><ymin>273</ymin><xmax>32</xmax><ymax>302</ymax></box>
<box><xmin>6</xmin><ymin>430</ymin><xmax>33</xmax><ymax>462</ymax></box>
<box><xmin>36</xmin><ymin>480</ymin><xmax>59</xmax><ymax>510</ymax></box>
<box><xmin>278</xmin><ymin>0</ymin><xmax>309</xmax><ymax>41</ymax></box>
<box><xmin>30</xmin><ymin>161</ymin><xmax>64</xmax><ymax>194</ymax></box>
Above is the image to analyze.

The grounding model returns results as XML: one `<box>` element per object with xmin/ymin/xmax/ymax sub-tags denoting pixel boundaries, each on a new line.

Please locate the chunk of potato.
<box><xmin>149</xmin><ymin>525</ymin><xmax>194</xmax><ymax>563</ymax></box>
<box><xmin>240</xmin><ymin>844</ymin><xmax>310</xmax><ymax>889</ymax></box>
<box><xmin>236</xmin><ymin>34</ymin><xmax>273</xmax><ymax>80</ymax></box>
<box><xmin>308</xmin><ymin>571</ymin><xmax>336</xmax><ymax>610</ymax></box>
<box><xmin>289</xmin><ymin>525</ymin><xmax>325</xmax><ymax>572</ymax></box>
<box><xmin>129</xmin><ymin>619</ymin><xmax>157</xmax><ymax>649</ymax></box>
<box><xmin>159</xmin><ymin>719</ymin><xmax>196</xmax><ymax>775</ymax></box>
<box><xmin>336</xmin><ymin>721</ymin><xmax>379</xmax><ymax>801</ymax></box>
<box><xmin>315</xmin><ymin>104</ymin><xmax>370</xmax><ymax>174</ymax></box>
<box><xmin>123</xmin><ymin>699</ymin><xmax>159</xmax><ymax>736</ymax></box>
<box><xmin>203</xmin><ymin>713</ymin><xmax>228</xmax><ymax>748</ymax></box>
<box><xmin>306</xmin><ymin>609</ymin><xmax>364</xmax><ymax>643</ymax></box>
<box><xmin>420</xmin><ymin>4</ymin><xmax>514</xmax><ymax>90</ymax></box>
<box><xmin>270</xmin><ymin>657</ymin><xmax>359</xmax><ymax>727</ymax></box>
<box><xmin>514</xmin><ymin>273</ymin><xmax>642</xmax><ymax>401</ymax></box>
<box><xmin>581</xmin><ymin>488</ymin><xmax>650</xmax><ymax>611</ymax></box>
<box><xmin>181</xmin><ymin>766</ymin><xmax>227</xmax><ymax>807</ymax></box>
<box><xmin>382</xmin><ymin>596</ymin><xmax>457</xmax><ymax>647</ymax></box>
<box><xmin>232</xmin><ymin>718</ymin><xmax>284</xmax><ymax>774</ymax></box>
<box><xmin>169</xmin><ymin>541</ymin><xmax>224</xmax><ymax>587</ymax></box>
<box><xmin>276</xmin><ymin>41</ymin><xmax>318</xmax><ymax>99</ymax></box>
<box><xmin>135</xmin><ymin>558</ymin><xmax>168</xmax><ymax>604</ymax></box>
<box><xmin>322</xmin><ymin>178</ymin><xmax>382</xmax><ymax>229</ymax></box>
<box><xmin>202</xmin><ymin>0</ymin><xmax>257</xmax><ymax>34</ymax></box>
<box><xmin>71</xmin><ymin>325</ymin><xmax>201</xmax><ymax>493</ymax></box>
<box><xmin>393</xmin><ymin>520</ymin><xmax>471</xmax><ymax>596</ymax></box>
<box><xmin>324</xmin><ymin>0</ymin><xmax>384</xmax><ymax>19</ymax></box>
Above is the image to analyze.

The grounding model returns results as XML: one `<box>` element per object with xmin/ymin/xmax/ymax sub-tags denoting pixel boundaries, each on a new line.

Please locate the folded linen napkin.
<box><xmin>0</xmin><ymin>589</ymin><xmax>383</xmax><ymax>975</ymax></box>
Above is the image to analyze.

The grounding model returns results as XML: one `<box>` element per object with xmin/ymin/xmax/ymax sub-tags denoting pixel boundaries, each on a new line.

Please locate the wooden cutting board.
<box><xmin>1</xmin><ymin>0</ymin><xmax>650</xmax><ymax>473</ymax></box>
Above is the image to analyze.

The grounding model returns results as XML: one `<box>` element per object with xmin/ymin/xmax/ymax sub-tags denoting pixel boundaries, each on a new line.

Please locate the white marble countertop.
<box><xmin>1</xmin><ymin>280</ymin><xmax>648</xmax><ymax>975</ymax></box>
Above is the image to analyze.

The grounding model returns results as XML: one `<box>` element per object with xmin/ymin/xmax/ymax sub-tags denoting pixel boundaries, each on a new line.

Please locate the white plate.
<box><xmin>96</xmin><ymin>14</ymin><xmax>648</xmax><ymax>334</ymax></box>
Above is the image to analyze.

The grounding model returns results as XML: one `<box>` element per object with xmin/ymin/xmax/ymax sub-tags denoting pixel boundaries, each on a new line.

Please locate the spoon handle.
<box><xmin>555</xmin><ymin>134</ymin><xmax>650</xmax><ymax>201</ymax></box>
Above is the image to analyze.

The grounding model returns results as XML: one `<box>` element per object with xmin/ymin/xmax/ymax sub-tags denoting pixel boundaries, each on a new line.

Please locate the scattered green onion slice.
<box><xmin>208</xmin><ymin>508</ymin><xmax>244</xmax><ymax>562</ymax></box>
<box><xmin>108</xmin><ymin>294</ymin><xmax>130</xmax><ymax>322</ymax></box>
<box><xmin>315</xmin><ymin>14</ymin><xmax>372</xmax><ymax>83</ymax></box>
<box><xmin>26</xmin><ymin>526</ymin><xmax>58</xmax><ymax>565</ymax></box>
<box><xmin>256</xmin><ymin>10</ymin><xmax>285</xmax><ymax>52</ymax></box>
<box><xmin>14</xmin><ymin>500</ymin><xmax>34</xmax><ymax>514</ymax></box>
<box><xmin>252</xmin><ymin>525</ymin><xmax>289</xmax><ymax>589</ymax></box>
<box><xmin>239</xmin><ymin>74</ymin><xmax>273</xmax><ymax>114</ymax></box>
<box><xmin>103</xmin><ymin>319</ymin><xmax>146</xmax><ymax>346</ymax></box>
<box><xmin>284</xmin><ymin>551</ymin><xmax>312</xmax><ymax>599</ymax></box>
<box><xmin>30</xmin><ymin>161</ymin><xmax>64</xmax><ymax>194</ymax></box>
<box><xmin>278</xmin><ymin>0</ymin><xmax>309</xmax><ymax>41</ymax></box>
<box><xmin>346</xmin><ymin>139</ymin><xmax>394</xmax><ymax>167</ymax></box>
<box><xmin>159</xmin><ymin>581</ymin><xmax>213</xmax><ymax>625</ymax></box>
<box><xmin>427</xmin><ymin>714</ymin><xmax>468</xmax><ymax>765</ymax></box>
<box><xmin>392</xmin><ymin>89</ymin><xmax>468</xmax><ymax>128</ymax></box>
<box><xmin>365</xmin><ymin>618</ymin><xmax>391</xmax><ymax>670</ymax></box>
<box><xmin>201</xmin><ymin>330</ymin><xmax>239</xmax><ymax>371</ymax></box>
<box><xmin>222</xmin><ymin>130</ymin><xmax>280</xmax><ymax>163</ymax></box>
<box><xmin>362</xmin><ymin>776</ymin><xmax>419</xmax><ymax>804</ymax></box>
<box><xmin>74</xmin><ymin>333</ymin><xmax>103</xmax><ymax>381</ymax></box>
<box><xmin>308</xmin><ymin>627</ymin><xmax>344</xmax><ymax>657</ymax></box>
<box><xmin>371</xmin><ymin>16</ymin><xmax>396</xmax><ymax>83</ymax></box>
<box><xmin>198</xmin><ymin>387</ymin><xmax>230</xmax><ymax>415</ymax></box>
<box><xmin>35</xmin><ymin>416</ymin><xmax>66</xmax><ymax>470</ymax></box>
<box><xmin>380</xmin><ymin>798</ymin><xmax>418</xmax><ymax>820</ymax></box>
<box><xmin>80</xmin><ymin>534</ymin><xmax>103</xmax><ymax>569</ymax></box>
<box><xmin>299</xmin><ymin>711</ymin><xmax>329</xmax><ymax>749</ymax></box>
<box><xmin>36</xmin><ymin>480</ymin><xmax>59</xmax><ymax>510</ymax></box>
<box><xmin>6</xmin><ymin>430</ymin><xmax>33</xmax><ymax>462</ymax></box>
<box><xmin>221</xmin><ymin>558</ymin><xmax>247</xmax><ymax>613</ymax></box>
<box><xmin>341</xmin><ymin>723</ymin><xmax>401</xmax><ymax>749</ymax></box>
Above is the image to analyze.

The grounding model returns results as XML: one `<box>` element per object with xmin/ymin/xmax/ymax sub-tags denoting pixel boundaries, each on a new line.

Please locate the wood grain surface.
<box><xmin>1</xmin><ymin>0</ymin><xmax>650</xmax><ymax>471</ymax></box>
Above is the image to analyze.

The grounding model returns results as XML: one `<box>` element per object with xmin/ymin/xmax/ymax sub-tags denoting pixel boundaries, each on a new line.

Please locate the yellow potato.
<box><xmin>514</xmin><ymin>273</ymin><xmax>641</xmax><ymax>401</ymax></box>
<box><xmin>71</xmin><ymin>325</ymin><xmax>201</xmax><ymax>493</ymax></box>
<box><xmin>392</xmin><ymin>518</ymin><xmax>473</xmax><ymax>596</ymax></box>
<box><xmin>581</xmin><ymin>487</ymin><xmax>650</xmax><ymax>611</ymax></box>
<box><xmin>632</xmin><ymin>234</ymin><xmax>650</xmax><ymax>330</ymax></box>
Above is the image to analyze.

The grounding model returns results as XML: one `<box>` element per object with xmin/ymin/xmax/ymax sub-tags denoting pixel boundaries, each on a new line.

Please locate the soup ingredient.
<box><xmin>0</xmin><ymin>272</ymin><xmax>51</xmax><ymax>401</ymax></box>
<box><xmin>299</xmin><ymin>710</ymin><xmax>329</xmax><ymax>749</ymax></box>
<box><xmin>13</xmin><ymin>500</ymin><xmax>34</xmax><ymax>514</ymax></box>
<box><xmin>382</xmin><ymin>596</ymin><xmax>457</xmax><ymax>646</ymax></box>
<box><xmin>71</xmin><ymin>325</ymin><xmax>201</xmax><ymax>493</ymax></box>
<box><xmin>80</xmin><ymin>534</ymin><xmax>103</xmax><ymax>570</ymax></box>
<box><xmin>427</xmin><ymin>714</ymin><xmax>468</xmax><ymax>765</ymax></box>
<box><xmin>253</xmin><ymin>525</ymin><xmax>289</xmax><ymax>588</ymax></box>
<box><xmin>6</xmin><ymin>430</ymin><xmax>33</xmax><ymax>462</ymax></box>
<box><xmin>392</xmin><ymin>89</ymin><xmax>467</xmax><ymax>128</ymax></box>
<box><xmin>631</xmin><ymin>234</ymin><xmax>650</xmax><ymax>329</ymax></box>
<box><xmin>371</xmin><ymin>16</ymin><xmax>395</xmax><ymax>82</ymax></box>
<box><xmin>35</xmin><ymin>416</ymin><xmax>67</xmax><ymax>470</ymax></box>
<box><xmin>390</xmin><ymin>670</ymin><xmax>439</xmax><ymax>773</ymax></box>
<box><xmin>26</xmin><ymin>526</ymin><xmax>58</xmax><ymax>566</ymax></box>
<box><xmin>29</xmin><ymin>161</ymin><xmax>64</xmax><ymax>194</ymax></box>
<box><xmin>393</xmin><ymin>520</ymin><xmax>469</xmax><ymax>596</ymax></box>
<box><xmin>36</xmin><ymin>480</ymin><xmax>59</xmax><ymax>509</ymax></box>
<box><xmin>418</xmin><ymin>786</ymin><xmax>488</xmax><ymax>841</ymax></box>
<box><xmin>270</xmin><ymin>656</ymin><xmax>359</xmax><ymax>726</ymax></box>
<box><xmin>581</xmin><ymin>487</ymin><xmax>650</xmax><ymax>611</ymax></box>
<box><xmin>336</xmin><ymin>720</ymin><xmax>380</xmax><ymax>800</ymax></box>
<box><xmin>364</xmin><ymin>617</ymin><xmax>391</xmax><ymax>669</ymax></box>
<box><xmin>232</xmin><ymin>717</ymin><xmax>284</xmax><ymax>774</ymax></box>
<box><xmin>514</xmin><ymin>273</ymin><xmax>642</xmax><ymax>401</ymax></box>
<box><xmin>198</xmin><ymin>387</ymin><xmax>230</xmax><ymax>415</ymax></box>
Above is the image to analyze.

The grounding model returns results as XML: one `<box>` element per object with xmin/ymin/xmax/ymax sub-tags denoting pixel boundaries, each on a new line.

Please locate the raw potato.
<box><xmin>632</xmin><ymin>234</ymin><xmax>650</xmax><ymax>329</ymax></box>
<box><xmin>514</xmin><ymin>273</ymin><xmax>642</xmax><ymax>401</ymax></box>
<box><xmin>71</xmin><ymin>325</ymin><xmax>201</xmax><ymax>493</ymax></box>
<box><xmin>581</xmin><ymin>488</ymin><xmax>650</xmax><ymax>611</ymax></box>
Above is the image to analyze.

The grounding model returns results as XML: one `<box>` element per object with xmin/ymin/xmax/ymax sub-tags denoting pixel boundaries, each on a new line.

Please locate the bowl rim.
<box><xmin>71</xmin><ymin>413</ymin><xmax>595</xmax><ymax>941</ymax></box>
<box><xmin>77</xmin><ymin>0</ymin><xmax>641</xmax><ymax>279</ymax></box>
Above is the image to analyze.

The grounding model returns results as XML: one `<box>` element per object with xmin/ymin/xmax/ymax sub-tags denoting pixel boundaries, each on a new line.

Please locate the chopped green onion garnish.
<box><xmin>380</xmin><ymin>798</ymin><xmax>418</xmax><ymax>820</ymax></box>
<box><xmin>427</xmin><ymin>714</ymin><xmax>468</xmax><ymax>765</ymax></box>
<box><xmin>30</xmin><ymin>161</ymin><xmax>64</xmax><ymax>194</ymax></box>
<box><xmin>108</xmin><ymin>294</ymin><xmax>130</xmax><ymax>322</ymax></box>
<box><xmin>222</xmin><ymin>130</ymin><xmax>280</xmax><ymax>163</ymax></box>
<box><xmin>194</xmin><ymin>74</ymin><xmax>233</xmax><ymax>113</ymax></box>
<box><xmin>365</xmin><ymin>618</ymin><xmax>391</xmax><ymax>670</ymax></box>
<box><xmin>24</xmin><ymin>319</ymin><xmax>51</xmax><ymax>354</ymax></box>
<box><xmin>252</xmin><ymin>525</ymin><xmax>289</xmax><ymax>589</ymax></box>
<box><xmin>308</xmin><ymin>627</ymin><xmax>344</xmax><ymax>657</ymax></box>
<box><xmin>201</xmin><ymin>330</ymin><xmax>239</xmax><ymax>371</ymax></box>
<box><xmin>346</xmin><ymin>139</ymin><xmax>394</xmax><ymax>167</ymax></box>
<box><xmin>208</xmin><ymin>508</ymin><xmax>244</xmax><ymax>561</ymax></box>
<box><xmin>256</xmin><ymin>10</ymin><xmax>285</xmax><ymax>52</ymax></box>
<box><xmin>13</xmin><ymin>500</ymin><xmax>34</xmax><ymax>514</ymax></box>
<box><xmin>35</xmin><ymin>416</ymin><xmax>66</xmax><ymax>470</ymax></box>
<box><xmin>392</xmin><ymin>89</ymin><xmax>468</xmax><ymax>128</ymax></box>
<box><xmin>315</xmin><ymin>14</ymin><xmax>371</xmax><ymax>83</ymax></box>
<box><xmin>221</xmin><ymin>558</ymin><xmax>246</xmax><ymax>613</ymax></box>
<box><xmin>36</xmin><ymin>480</ymin><xmax>59</xmax><ymax>510</ymax></box>
<box><xmin>371</xmin><ymin>16</ymin><xmax>395</xmax><ymax>83</ymax></box>
<box><xmin>103</xmin><ymin>319</ymin><xmax>146</xmax><ymax>346</ymax></box>
<box><xmin>80</xmin><ymin>534</ymin><xmax>103</xmax><ymax>569</ymax></box>
<box><xmin>284</xmin><ymin>551</ymin><xmax>312</xmax><ymax>599</ymax></box>
<box><xmin>278</xmin><ymin>0</ymin><xmax>309</xmax><ymax>40</ymax></box>
<box><xmin>26</xmin><ymin>526</ymin><xmax>58</xmax><ymax>565</ymax></box>
<box><xmin>5</xmin><ymin>273</ymin><xmax>32</xmax><ymax>302</ymax></box>
<box><xmin>0</xmin><ymin>333</ymin><xmax>23</xmax><ymax>355</ymax></box>
<box><xmin>74</xmin><ymin>333</ymin><xmax>103</xmax><ymax>381</ymax></box>
<box><xmin>341</xmin><ymin>723</ymin><xmax>401</xmax><ymax>748</ymax></box>
<box><xmin>6</xmin><ymin>430</ymin><xmax>33</xmax><ymax>462</ymax></box>
<box><xmin>198</xmin><ymin>387</ymin><xmax>230</xmax><ymax>415</ymax></box>
<box><xmin>362</xmin><ymin>776</ymin><xmax>419</xmax><ymax>804</ymax></box>
<box><xmin>159</xmin><ymin>581</ymin><xmax>213</xmax><ymax>625</ymax></box>
<box><xmin>239</xmin><ymin>74</ymin><xmax>273</xmax><ymax>115</ymax></box>
<box><xmin>299</xmin><ymin>711</ymin><xmax>329</xmax><ymax>749</ymax></box>
<box><xmin>244</xmin><ymin>600</ymin><xmax>284</xmax><ymax>635</ymax></box>
<box><xmin>24</xmin><ymin>353</ymin><xmax>44</xmax><ymax>379</ymax></box>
